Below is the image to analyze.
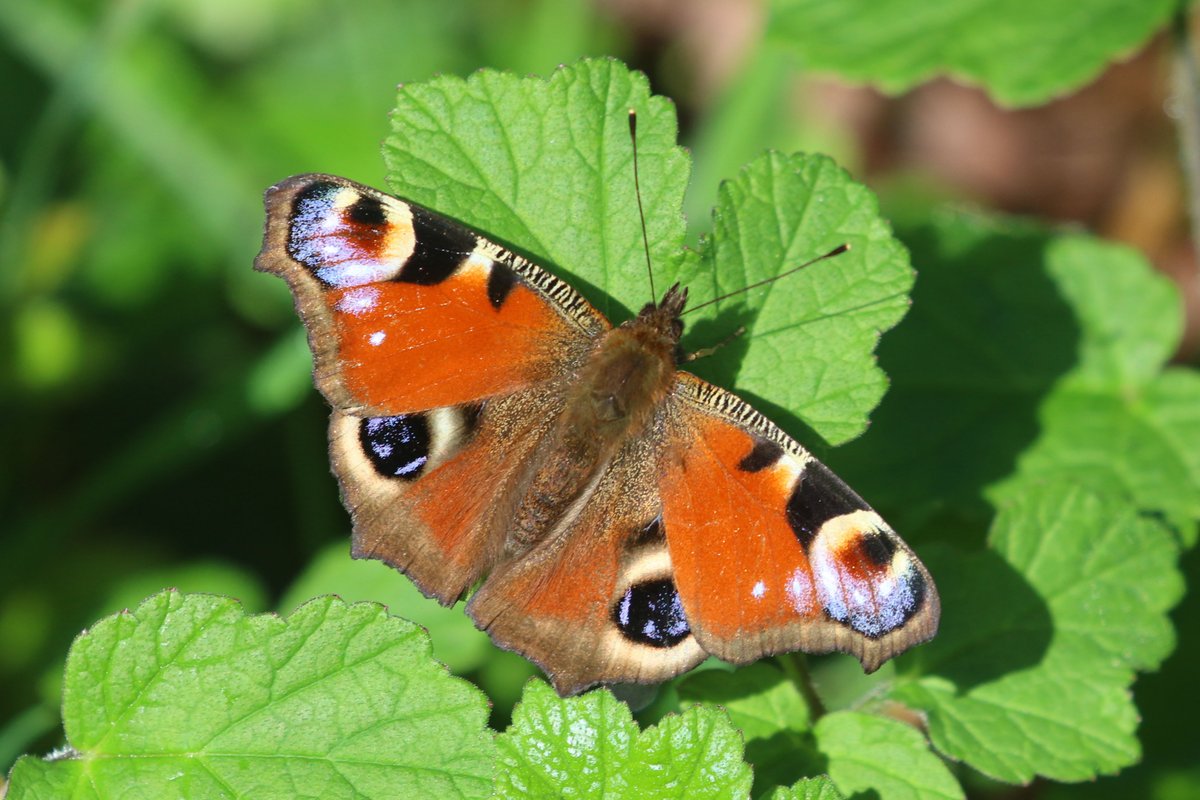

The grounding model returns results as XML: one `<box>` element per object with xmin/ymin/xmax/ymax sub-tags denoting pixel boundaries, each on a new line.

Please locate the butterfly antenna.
<box><xmin>683</xmin><ymin>243</ymin><xmax>851</xmax><ymax>316</ymax></box>
<box><xmin>629</xmin><ymin>109</ymin><xmax>657</xmax><ymax>302</ymax></box>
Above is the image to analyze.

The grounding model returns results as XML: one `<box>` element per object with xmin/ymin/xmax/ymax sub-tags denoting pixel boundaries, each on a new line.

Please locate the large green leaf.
<box><xmin>685</xmin><ymin>151</ymin><xmax>912</xmax><ymax>443</ymax></box>
<box><xmin>890</xmin><ymin>482</ymin><xmax>1184</xmax><ymax>783</ymax></box>
<box><xmin>385</xmin><ymin>60</ymin><xmax>912</xmax><ymax>443</ymax></box>
<box><xmin>7</xmin><ymin>592</ymin><xmax>494</xmax><ymax>799</ymax></box>
<box><xmin>836</xmin><ymin>213</ymin><xmax>1199</xmax><ymax>541</ymax></box>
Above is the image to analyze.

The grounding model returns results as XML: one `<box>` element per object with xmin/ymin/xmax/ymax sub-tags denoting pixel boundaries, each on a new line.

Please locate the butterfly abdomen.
<box><xmin>509</xmin><ymin>318</ymin><xmax>678</xmax><ymax>551</ymax></box>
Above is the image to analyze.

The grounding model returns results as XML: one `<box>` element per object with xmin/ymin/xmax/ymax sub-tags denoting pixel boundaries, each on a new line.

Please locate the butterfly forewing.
<box><xmin>659</xmin><ymin>374</ymin><xmax>939</xmax><ymax>671</ymax></box>
<box><xmin>255</xmin><ymin>174</ymin><xmax>604</xmax><ymax>415</ymax></box>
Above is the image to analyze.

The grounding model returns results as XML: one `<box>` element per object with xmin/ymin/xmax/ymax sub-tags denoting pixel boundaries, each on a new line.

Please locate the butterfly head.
<box><xmin>631</xmin><ymin>283</ymin><xmax>688</xmax><ymax>346</ymax></box>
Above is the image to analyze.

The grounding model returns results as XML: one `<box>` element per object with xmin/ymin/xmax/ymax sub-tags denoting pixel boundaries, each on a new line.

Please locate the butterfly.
<box><xmin>255</xmin><ymin>171</ymin><xmax>940</xmax><ymax>695</ymax></box>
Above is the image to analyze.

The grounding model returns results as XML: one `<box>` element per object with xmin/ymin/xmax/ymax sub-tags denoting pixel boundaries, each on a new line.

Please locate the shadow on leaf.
<box><xmin>684</xmin><ymin>302</ymin><xmax>837</xmax><ymax>453</ymax></box>
<box><xmin>908</xmin><ymin>544</ymin><xmax>1053</xmax><ymax>690</ymax></box>
<box><xmin>831</xmin><ymin>216</ymin><xmax>1082</xmax><ymax>540</ymax></box>
<box><xmin>680</xmin><ymin>303</ymin><xmax>758</xmax><ymax>385</ymax></box>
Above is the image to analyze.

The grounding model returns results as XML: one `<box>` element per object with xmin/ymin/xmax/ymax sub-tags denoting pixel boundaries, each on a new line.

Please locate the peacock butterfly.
<box><xmin>254</xmin><ymin>138</ymin><xmax>939</xmax><ymax>695</ymax></box>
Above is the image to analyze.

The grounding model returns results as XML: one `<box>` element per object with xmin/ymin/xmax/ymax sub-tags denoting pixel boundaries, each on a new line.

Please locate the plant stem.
<box><xmin>777</xmin><ymin>653</ymin><xmax>826</xmax><ymax>719</ymax></box>
<box><xmin>1171</xmin><ymin>2</ymin><xmax>1200</xmax><ymax>276</ymax></box>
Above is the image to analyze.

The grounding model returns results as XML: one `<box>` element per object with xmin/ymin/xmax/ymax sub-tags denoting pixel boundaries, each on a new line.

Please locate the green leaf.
<box><xmin>988</xmin><ymin>234</ymin><xmax>1198</xmax><ymax>540</ymax></box>
<box><xmin>384</xmin><ymin>60</ymin><xmax>912</xmax><ymax>444</ymax></box>
<box><xmin>676</xmin><ymin>663</ymin><xmax>814</xmax><ymax>795</ymax></box>
<box><xmin>494</xmin><ymin>680</ymin><xmax>752</xmax><ymax>799</ymax></box>
<box><xmin>278</xmin><ymin>541</ymin><xmax>496</xmax><ymax>675</ymax></box>
<box><xmin>768</xmin><ymin>0</ymin><xmax>1176</xmax><ymax>107</ymax></box>
<box><xmin>675</xmin><ymin>666</ymin><xmax>961</xmax><ymax>800</ymax></box>
<box><xmin>814</xmin><ymin>712</ymin><xmax>963</xmax><ymax>800</ymax></box>
<box><xmin>890</xmin><ymin>482</ymin><xmax>1184</xmax><ymax>783</ymax></box>
<box><xmin>278</xmin><ymin>544</ymin><xmax>537</xmax><ymax>715</ymax></box>
<box><xmin>992</xmin><ymin>372</ymin><xmax>1200</xmax><ymax>544</ymax></box>
<box><xmin>1034</xmin><ymin>236</ymin><xmax>1182</xmax><ymax>388</ymax></box>
<box><xmin>767</xmin><ymin>776</ymin><xmax>845</xmax><ymax>800</ymax></box>
<box><xmin>385</xmin><ymin>58</ymin><xmax>690</xmax><ymax>325</ymax></box>
<box><xmin>677</xmin><ymin>663</ymin><xmax>812</xmax><ymax>743</ymax></box>
<box><xmin>685</xmin><ymin>151</ymin><xmax>913</xmax><ymax>443</ymax></box>
<box><xmin>835</xmin><ymin>213</ymin><xmax>1200</xmax><ymax>540</ymax></box>
<box><xmin>991</xmin><ymin>233</ymin><xmax>1192</xmax><ymax>525</ymax></box>
<box><xmin>7</xmin><ymin>592</ymin><xmax>494</xmax><ymax>800</ymax></box>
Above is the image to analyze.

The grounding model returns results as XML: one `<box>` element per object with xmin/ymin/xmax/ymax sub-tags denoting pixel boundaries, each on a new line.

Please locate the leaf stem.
<box><xmin>1170</xmin><ymin>2</ymin><xmax>1200</xmax><ymax>276</ymax></box>
<box><xmin>777</xmin><ymin>653</ymin><xmax>826</xmax><ymax>719</ymax></box>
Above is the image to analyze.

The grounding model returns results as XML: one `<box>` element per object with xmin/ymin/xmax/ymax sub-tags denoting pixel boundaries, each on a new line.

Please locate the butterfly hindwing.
<box><xmin>468</xmin><ymin>432</ymin><xmax>706</xmax><ymax>695</ymax></box>
<box><xmin>658</xmin><ymin>374</ymin><xmax>939</xmax><ymax>672</ymax></box>
<box><xmin>331</xmin><ymin>385</ymin><xmax>563</xmax><ymax>603</ymax></box>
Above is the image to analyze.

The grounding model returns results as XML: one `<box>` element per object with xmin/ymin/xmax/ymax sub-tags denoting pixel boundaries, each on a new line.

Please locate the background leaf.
<box><xmin>813</xmin><ymin>712</ymin><xmax>963</xmax><ymax>800</ymax></box>
<box><xmin>676</xmin><ymin>666</ymin><xmax>963</xmax><ymax>799</ymax></box>
<box><xmin>384</xmin><ymin>58</ymin><xmax>690</xmax><ymax>325</ymax></box>
<box><xmin>768</xmin><ymin>0</ymin><xmax>1177</xmax><ymax>106</ymax></box>
<box><xmin>676</xmin><ymin>663</ymin><xmax>815</xmax><ymax>796</ymax></box>
<box><xmin>277</xmin><ymin>542</ymin><xmax>537</xmax><ymax>720</ymax></box>
<box><xmin>684</xmin><ymin>151</ymin><xmax>913</xmax><ymax>444</ymax></box>
<box><xmin>890</xmin><ymin>482</ymin><xmax>1184</xmax><ymax>783</ymax></box>
<box><xmin>767</xmin><ymin>776</ymin><xmax>846</xmax><ymax>800</ymax></box>
<box><xmin>836</xmin><ymin>213</ymin><xmax>1200</xmax><ymax>542</ymax></box>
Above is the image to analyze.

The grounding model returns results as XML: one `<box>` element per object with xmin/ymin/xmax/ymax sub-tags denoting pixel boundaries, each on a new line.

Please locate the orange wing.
<box><xmin>255</xmin><ymin>174</ymin><xmax>606</xmax><ymax>416</ymax></box>
<box><xmin>256</xmin><ymin>174</ymin><xmax>609</xmax><ymax>601</ymax></box>
<box><xmin>657</xmin><ymin>374</ymin><xmax>939</xmax><ymax>672</ymax></box>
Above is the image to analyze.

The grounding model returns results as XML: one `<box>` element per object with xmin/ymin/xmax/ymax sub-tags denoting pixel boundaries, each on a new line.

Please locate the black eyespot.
<box><xmin>612</xmin><ymin>578</ymin><xmax>691</xmax><ymax>648</ymax></box>
<box><xmin>347</xmin><ymin>193</ymin><xmax>387</xmax><ymax>227</ymax></box>
<box><xmin>359</xmin><ymin>414</ymin><xmax>430</xmax><ymax>480</ymax></box>
<box><xmin>859</xmin><ymin>529</ymin><xmax>897</xmax><ymax>567</ymax></box>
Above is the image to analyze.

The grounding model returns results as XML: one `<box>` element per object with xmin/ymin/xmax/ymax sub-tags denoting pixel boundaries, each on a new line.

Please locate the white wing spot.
<box><xmin>786</xmin><ymin>568</ymin><xmax>813</xmax><ymax>612</ymax></box>
<box><xmin>335</xmin><ymin>286</ymin><xmax>380</xmax><ymax>314</ymax></box>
